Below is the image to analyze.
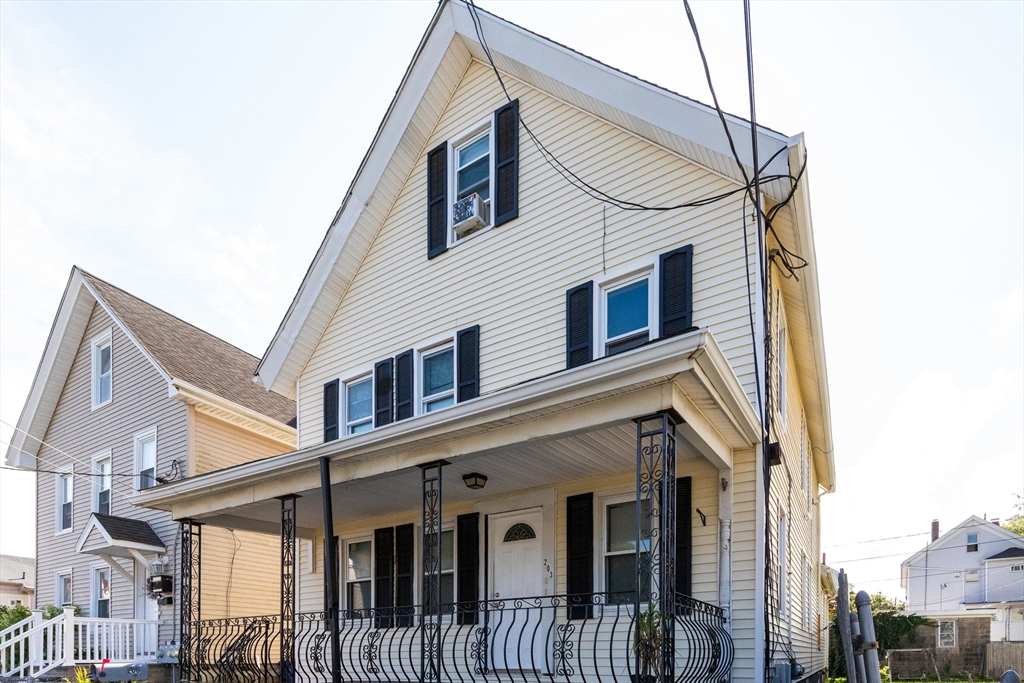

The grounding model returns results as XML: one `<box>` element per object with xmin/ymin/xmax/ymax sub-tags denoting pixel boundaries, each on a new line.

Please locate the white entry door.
<box><xmin>489</xmin><ymin>508</ymin><xmax>546</xmax><ymax>672</ymax></box>
<box><xmin>134</xmin><ymin>560</ymin><xmax>159</xmax><ymax>655</ymax></box>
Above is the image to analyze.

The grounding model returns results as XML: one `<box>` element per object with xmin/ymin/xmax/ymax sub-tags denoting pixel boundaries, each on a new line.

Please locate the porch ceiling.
<box><xmin>194</xmin><ymin>420</ymin><xmax>706</xmax><ymax>534</ymax></box>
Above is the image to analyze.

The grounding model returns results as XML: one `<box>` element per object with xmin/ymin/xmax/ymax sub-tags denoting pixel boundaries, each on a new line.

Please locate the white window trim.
<box><xmin>1010</xmin><ymin>564</ymin><xmax>1023</xmax><ymax>573</ymax></box>
<box><xmin>802</xmin><ymin>555</ymin><xmax>811</xmax><ymax>631</ymax></box>
<box><xmin>91</xmin><ymin>449</ymin><xmax>113</xmax><ymax>515</ymax></box>
<box><xmin>778</xmin><ymin>509</ymin><xmax>789</xmax><ymax>619</ymax></box>
<box><xmin>342</xmin><ymin>371</ymin><xmax>374</xmax><ymax>436</ymax></box>
<box><xmin>90</xmin><ymin>562</ymin><xmax>111</xmax><ymax>619</ymax></box>
<box><xmin>594</xmin><ymin>258</ymin><xmax>659</xmax><ymax>360</ymax></box>
<box><xmin>965</xmin><ymin>569</ymin><xmax>980</xmax><ymax>582</ymax></box>
<box><xmin>417</xmin><ymin>340</ymin><xmax>456</xmax><ymax>416</ymax></box>
<box><xmin>55</xmin><ymin>568</ymin><xmax>73</xmax><ymax>606</ymax></box>
<box><xmin>937</xmin><ymin>619</ymin><xmax>956</xmax><ymax>648</ymax></box>
<box><xmin>447</xmin><ymin>117</ymin><xmax>496</xmax><ymax>247</ymax></box>
<box><xmin>343</xmin><ymin>535</ymin><xmax>374</xmax><ymax>613</ymax></box>
<box><xmin>966</xmin><ymin>532</ymin><xmax>980</xmax><ymax>552</ymax></box>
<box><xmin>596</xmin><ymin>492</ymin><xmax>653</xmax><ymax>599</ymax></box>
<box><xmin>133</xmin><ymin>427</ymin><xmax>158</xmax><ymax>492</ymax></box>
<box><xmin>55</xmin><ymin>465</ymin><xmax>74</xmax><ymax>535</ymax></box>
<box><xmin>90</xmin><ymin>329</ymin><xmax>113</xmax><ymax>410</ymax></box>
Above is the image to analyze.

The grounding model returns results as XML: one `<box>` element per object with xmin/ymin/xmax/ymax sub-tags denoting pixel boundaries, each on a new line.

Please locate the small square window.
<box><xmin>603</xmin><ymin>276</ymin><xmax>651</xmax><ymax>356</ymax></box>
<box><xmin>966</xmin><ymin>532</ymin><xmax>979</xmax><ymax>552</ymax></box>
<box><xmin>421</xmin><ymin>346</ymin><xmax>455</xmax><ymax>413</ymax></box>
<box><xmin>91</xmin><ymin>331</ymin><xmax>113</xmax><ymax>409</ymax></box>
<box><xmin>937</xmin><ymin>620</ymin><xmax>956</xmax><ymax>648</ymax></box>
<box><xmin>1011</xmin><ymin>564</ymin><xmax>1023</xmax><ymax>573</ymax></box>
<box><xmin>345</xmin><ymin>377</ymin><xmax>373</xmax><ymax>435</ymax></box>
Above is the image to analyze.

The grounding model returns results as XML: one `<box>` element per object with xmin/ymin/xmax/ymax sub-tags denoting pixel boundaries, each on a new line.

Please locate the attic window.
<box><xmin>966</xmin><ymin>532</ymin><xmax>979</xmax><ymax>552</ymax></box>
<box><xmin>90</xmin><ymin>330</ymin><xmax>113</xmax><ymax>409</ymax></box>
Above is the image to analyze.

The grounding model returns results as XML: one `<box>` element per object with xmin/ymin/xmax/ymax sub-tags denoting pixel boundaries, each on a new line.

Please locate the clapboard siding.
<box><xmin>193</xmin><ymin>411</ymin><xmax>290</xmax><ymax>475</ymax></box>
<box><xmin>296</xmin><ymin>61</ymin><xmax>758</xmax><ymax>447</ymax></box>
<box><xmin>35</xmin><ymin>303</ymin><xmax>187</xmax><ymax>646</ymax></box>
<box><xmin>35</xmin><ymin>301</ymin><xmax>294</xmax><ymax>648</ymax></box>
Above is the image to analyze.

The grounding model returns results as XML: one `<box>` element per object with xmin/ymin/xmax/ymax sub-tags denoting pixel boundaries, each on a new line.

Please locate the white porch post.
<box><xmin>62</xmin><ymin>606</ymin><xmax>76</xmax><ymax>665</ymax></box>
<box><xmin>29</xmin><ymin>610</ymin><xmax>43</xmax><ymax>667</ymax></box>
<box><xmin>718</xmin><ymin>468</ymin><xmax>733</xmax><ymax>631</ymax></box>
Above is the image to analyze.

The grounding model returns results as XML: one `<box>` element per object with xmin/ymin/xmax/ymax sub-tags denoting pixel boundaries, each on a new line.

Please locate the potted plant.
<box><xmin>633</xmin><ymin>602</ymin><xmax>662</xmax><ymax>683</ymax></box>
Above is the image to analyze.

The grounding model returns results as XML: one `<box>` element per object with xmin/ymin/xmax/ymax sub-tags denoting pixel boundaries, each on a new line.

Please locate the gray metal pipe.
<box><xmin>849</xmin><ymin>611</ymin><xmax>868</xmax><ymax>683</ymax></box>
<box><xmin>856</xmin><ymin>591</ymin><xmax>882</xmax><ymax>683</ymax></box>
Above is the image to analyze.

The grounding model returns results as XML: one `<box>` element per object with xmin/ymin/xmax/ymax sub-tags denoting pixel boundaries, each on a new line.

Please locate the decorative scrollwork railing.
<box><xmin>192</xmin><ymin>614</ymin><xmax>280</xmax><ymax>682</ymax></box>
<box><xmin>283</xmin><ymin>591</ymin><xmax>732</xmax><ymax>683</ymax></box>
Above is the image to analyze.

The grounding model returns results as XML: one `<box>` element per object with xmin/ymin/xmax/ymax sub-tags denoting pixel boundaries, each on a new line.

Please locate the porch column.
<box><xmin>319</xmin><ymin>457</ymin><xmax>342</xmax><ymax>683</ymax></box>
<box><xmin>179</xmin><ymin>520</ymin><xmax>201</xmax><ymax>683</ymax></box>
<box><xmin>420</xmin><ymin>460</ymin><xmax>448</xmax><ymax>683</ymax></box>
<box><xmin>635</xmin><ymin>412</ymin><xmax>679</xmax><ymax>683</ymax></box>
<box><xmin>279</xmin><ymin>495</ymin><xmax>299</xmax><ymax>683</ymax></box>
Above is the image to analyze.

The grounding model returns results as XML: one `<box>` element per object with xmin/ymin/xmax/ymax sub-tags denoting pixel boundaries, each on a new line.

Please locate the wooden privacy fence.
<box><xmin>986</xmin><ymin>641</ymin><xmax>1024</xmax><ymax>679</ymax></box>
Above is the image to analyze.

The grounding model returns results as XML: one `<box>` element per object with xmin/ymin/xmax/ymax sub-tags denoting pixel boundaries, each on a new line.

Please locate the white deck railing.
<box><xmin>0</xmin><ymin>607</ymin><xmax>159</xmax><ymax>678</ymax></box>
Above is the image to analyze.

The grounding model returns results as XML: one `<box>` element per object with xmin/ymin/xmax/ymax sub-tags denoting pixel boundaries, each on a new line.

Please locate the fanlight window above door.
<box><xmin>503</xmin><ymin>523</ymin><xmax>537</xmax><ymax>542</ymax></box>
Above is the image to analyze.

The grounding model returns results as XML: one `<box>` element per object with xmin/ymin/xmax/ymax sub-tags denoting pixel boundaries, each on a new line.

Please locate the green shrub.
<box><xmin>0</xmin><ymin>604</ymin><xmax>32</xmax><ymax>630</ymax></box>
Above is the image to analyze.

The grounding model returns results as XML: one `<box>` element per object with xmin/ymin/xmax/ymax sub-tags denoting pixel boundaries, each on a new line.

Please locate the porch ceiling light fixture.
<box><xmin>462</xmin><ymin>472</ymin><xmax>488</xmax><ymax>490</ymax></box>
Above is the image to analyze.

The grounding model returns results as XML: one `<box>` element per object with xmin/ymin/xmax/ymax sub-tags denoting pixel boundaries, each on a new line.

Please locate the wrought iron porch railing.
<box><xmin>188</xmin><ymin>592</ymin><xmax>733</xmax><ymax>683</ymax></box>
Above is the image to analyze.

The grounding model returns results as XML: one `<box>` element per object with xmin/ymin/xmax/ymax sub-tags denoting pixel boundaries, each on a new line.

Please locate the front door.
<box><xmin>489</xmin><ymin>508</ymin><xmax>546</xmax><ymax>672</ymax></box>
<box><xmin>134</xmin><ymin>560</ymin><xmax>159</xmax><ymax>655</ymax></box>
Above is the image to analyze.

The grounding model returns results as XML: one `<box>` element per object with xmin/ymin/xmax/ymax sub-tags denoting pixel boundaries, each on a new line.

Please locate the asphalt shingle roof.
<box><xmin>986</xmin><ymin>546</ymin><xmax>1024</xmax><ymax>561</ymax></box>
<box><xmin>93</xmin><ymin>514</ymin><xmax>166</xmax><ymax>548</ymax></box>
<box><xmin>81</xmin><ymin>270</ymin><xmax>295</xmax><ymax>426</ymax></box>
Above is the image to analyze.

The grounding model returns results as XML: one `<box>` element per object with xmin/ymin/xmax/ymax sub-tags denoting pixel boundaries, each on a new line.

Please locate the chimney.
<box><xmin>992</xmin><ymin>518</ymin><xmax>1001</xmax><ymax>527</ymax></box>
<box><xmin>931</xmin><ymin>519</ymin><xmax>940</xmax><ymax>542</ymax></box>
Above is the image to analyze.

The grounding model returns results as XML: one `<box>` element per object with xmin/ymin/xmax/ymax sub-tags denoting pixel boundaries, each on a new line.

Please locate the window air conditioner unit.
<box><xmin>453</xmin><ymin>193</ymin><xmax>488</xmax><ymax>237</ymax></box>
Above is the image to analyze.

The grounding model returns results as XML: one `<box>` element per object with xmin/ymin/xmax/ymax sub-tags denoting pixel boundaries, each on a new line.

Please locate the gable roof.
<box><xmin>0</xmin><ymin>555</ymin><xmax>35</xmax><ymax>591</ymax></box>
<box><xmin>4</xmin><ymin>267</ymin><xmax>295</xmax><ymax>468</ymax></box>
<box><xmin>985</xmin><ymin>547</ymin><xmax>1024</xmax><ymax>561</ymax></box>
<box><xmin>76</xmin><ymin>514</ymin><xmax>166</xmax><ymax>557</ymax></box>
<box><xmin>901</xmin><ymin>515</ymin><xmax>1024</xmax><ymax>567</ymax></box>
<box><xmin>254</xmin><ymin>0</ymin><xmax>794</xmax><ymax>400</ymax></box>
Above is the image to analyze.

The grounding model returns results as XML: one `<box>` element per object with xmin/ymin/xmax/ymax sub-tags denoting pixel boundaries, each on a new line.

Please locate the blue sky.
<box><xmin>1</xmin><ymin>1</ymin><xmax>1021</xmax><ymax>600</ymax></box>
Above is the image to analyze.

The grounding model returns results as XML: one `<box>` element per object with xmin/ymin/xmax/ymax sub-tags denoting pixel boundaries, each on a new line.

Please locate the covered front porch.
<box><xmin>135</xmin><ymin>333</ymin><xmax>760</xmax><ymax>683</ymax></box>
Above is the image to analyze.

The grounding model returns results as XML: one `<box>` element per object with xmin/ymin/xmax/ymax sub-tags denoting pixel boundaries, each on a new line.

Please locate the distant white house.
<box><xmin>901</xmin><ymin>515</ymin><xmax>1024</xmax><ymax>643</ymax></box>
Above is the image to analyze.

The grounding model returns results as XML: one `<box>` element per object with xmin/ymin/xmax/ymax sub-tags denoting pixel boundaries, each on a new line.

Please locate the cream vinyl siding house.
<box><xmin>131</xmin><ymin>3</ymin><xmax>836</xmax><ymax>682</ymax></box>
<box><xmin>5</xmin><ymin>268</ymin><xmax>297</xmax><ymax>668</ymax></box>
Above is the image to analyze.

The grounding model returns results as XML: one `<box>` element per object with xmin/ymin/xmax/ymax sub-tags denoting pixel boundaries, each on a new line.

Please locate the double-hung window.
<box><xmin>603</xmin><ymin>276</ymin><xmax>651</xmax><ymax>356</ymax></box>
<box><xmin>93</xmin><ymin>567</ymin><xmax>111</xmax><ymax>618</ymax></box>
<box><xmin>449</xmin><ymin>126</ymin><xmax>492</xmax><ymax>243</ymax></box>
<box><xmin>345</xmin><ymin>377</ymin><xmax>373</xmax><ymax>435</ymax></box>
<box><xmin>346</xmin><ymin>539</ymin><xmax>372</xmax><ymax>615</ymax></box>
<box><xmin>603</xmin><ymin>498</ymin><xmax>651</xmax><ymax>603</ymax></box>
<box><xmin>57</xmin><ymin>572</ymin><xmax>72</xmax><ymax>606</ymax></box>
<box><xmin>91</xmin><ymin>331</ymin><xmax>112</xmax><ymax>409</ymax></box>
<box><xmin>966</xmin><ymin>532</ymin><xmax>979</xmax><ymax>552</ymax></box>
<box><xmin>421</xmin><ymin>345</ymin><xmax>455</xmax><ymax>413</ymax></box>
<box><xmin>57</xmin><ymin>470</ymin><xmax>73</xmax><ymax>532</ymax></box>
<box><xmin>93</xmin><ymin>452</ymin><xmax>111</xmax><ymax>516</ymax></box>
<box><xmin>134</xmin><ymin>429</ymin><xmax>157</xmax><ymax>491</ymax></box>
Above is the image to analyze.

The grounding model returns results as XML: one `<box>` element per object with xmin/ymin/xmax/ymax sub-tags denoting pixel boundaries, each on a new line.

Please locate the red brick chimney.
<box><xmin>931</xmin><ymin>519</ymin><xmax>939</xmax><ymax>542</ymax></box>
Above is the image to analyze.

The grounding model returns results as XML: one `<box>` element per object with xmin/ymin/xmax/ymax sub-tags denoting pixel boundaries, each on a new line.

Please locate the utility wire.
<box><xmin>829</xmin><ymin>537</ymin><xmax>1023</xmax><ymax>564</ymax></box>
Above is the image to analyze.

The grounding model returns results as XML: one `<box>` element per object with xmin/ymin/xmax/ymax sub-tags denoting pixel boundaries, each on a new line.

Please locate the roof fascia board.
<box><xmin>169</xmin><ymin>379</ymin><xmax>296</xmax><ymax>445</ymax></box>
<box><xmin>136</xmin><ymin>331</ymin><xmax>728</xmax><ymax>508</ymax></box>
<box><xmin>451</xmin><ymin>1</ymin><xmax>789</xmax><ymax>178</ymax></box>
<box><xmin>786</xmin><ymin>134</ymin><xmax>836</xmax><ymax>491</ymax></box>
<box><xmin>5</xmin><ymin>269</ymin><xmax>94</xmax><ymax>467</ymax></box>
<box><xmin>255</xmin><ymin>2</ymin><xmax>456</xmax><ymax>396</ymax></box>
<box><xmin>902</xmin><ymin>515</ymin><xmax>1024</xmax><ymax>565</ymax></box>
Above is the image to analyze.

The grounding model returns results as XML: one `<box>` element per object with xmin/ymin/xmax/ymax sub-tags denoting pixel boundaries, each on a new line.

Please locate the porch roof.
<box><xmin>131</xmin><ymin>330</ymin><xmax>760</xmax><ymax>530</ymax></box>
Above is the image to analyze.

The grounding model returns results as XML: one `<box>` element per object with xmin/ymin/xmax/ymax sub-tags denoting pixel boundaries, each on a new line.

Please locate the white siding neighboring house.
<box><xmin>901</xmin><ymin>515</ymin><xmax>1024</xmax><ymax>642</ymax></box>
<box><xmin>3</xmin><ymin>267</ymin><xmax>297</xmax><ymax>669</ymax></box>
<box><xmin>132</xmin><ymin>3</ymin><xmax>837</xmax><ymax>681</ymax></box>
<box><xmin>0</xmin><ymin>555</ymin><xmax>35</xmax><ymax>609</ymax></box>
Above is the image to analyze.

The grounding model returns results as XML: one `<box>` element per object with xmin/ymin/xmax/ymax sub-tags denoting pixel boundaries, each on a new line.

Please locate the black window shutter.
<box><xmin>427</xmin><ymin>142</ymin><xmax>448</xmax><ymax>259</ymax></box>
<box><xmin>394</xmin><ymin>350</ymin><xmax>414</xmax><ymax>421</ymax></box>
<box><xmin>456</xmin><ymin>325</ymin><xmax>480</xmax><ymax>403</ymax></box>
<box><xmin>566</xmin><ymin>282</ymin><xmax>594</xmax><ymax>369</ymax></box>
<box><xmin>395</xmin><ymin>524</ymin><xmax>415</xmax><ymax>627</ymax></box>
<box><xmin>493</xmin><ymin>100</ymin><xmax>519</xmax><ymax>227</ymax></box>
<box><xmin>660</xmin><ymin>244</ymin><xmax>695</xmax><ymax>338</ymax></box>
<box><xmin>566</xmin><ymin>492</ymin><xmax>594</xmax><ymax>619</ymax></box>
<box><xmin>374</xmin><ymin>359</ymin><xmax>393</xmax><ymax>427</ymax></box>
<box><xmin>323</xmin><ymin>380</ymin><xmax>339</xmax><ymax>442</ymax></box>
<box><xmin>676</xmin><ymin>476</ymin><xmax>692</xmax><ymax>598</ymax></box>
<box><xmin>374</xmin><ymin>527</ymin><xmax>395</xmax><ymax>627</ymax></box>
<box><xmin>456</xmin><ymin>513</ymin><xmax>480</xmax><ymax>624</ymax></box>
